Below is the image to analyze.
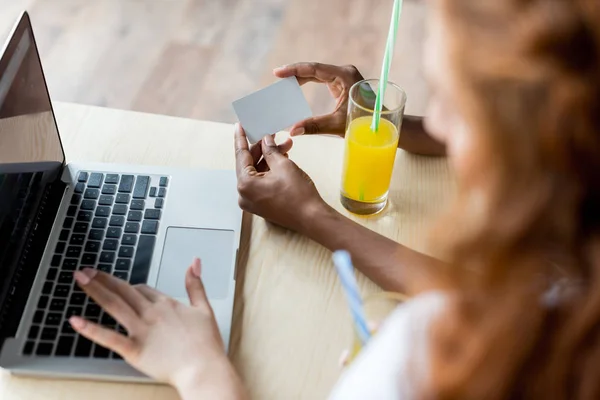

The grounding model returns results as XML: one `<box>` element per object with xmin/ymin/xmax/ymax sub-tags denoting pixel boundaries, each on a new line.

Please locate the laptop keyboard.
<box><xmin>22</xmin><ymin>171</ymin><xmax>169</xmax><ymax>359</ymax></box>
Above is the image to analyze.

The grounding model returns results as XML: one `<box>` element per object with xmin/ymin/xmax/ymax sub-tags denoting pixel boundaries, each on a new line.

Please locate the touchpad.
<box><xmin>157</xmin><ymin>227</ymin><xmax>235</xmax><ymax>300</ymax></box>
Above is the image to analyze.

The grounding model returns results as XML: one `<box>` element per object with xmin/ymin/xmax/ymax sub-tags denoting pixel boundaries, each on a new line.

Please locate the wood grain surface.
<box><xmin>0</xmin><ymin>102</ymin><xmax>453</xmax><ymax>399</ymax></box>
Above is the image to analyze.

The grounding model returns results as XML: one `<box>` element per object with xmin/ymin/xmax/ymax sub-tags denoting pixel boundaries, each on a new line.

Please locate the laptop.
<box><xmin>0</xmin><ymin>12</ymin><xmax>242</xmax><ymax>381</ymax></box>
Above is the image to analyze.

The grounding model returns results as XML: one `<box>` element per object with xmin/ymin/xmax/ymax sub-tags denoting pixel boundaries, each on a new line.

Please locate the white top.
<box><xmin>328</xmin><ymin>292</ymin><xmax>447</xmax><ymax>400</ymax></box>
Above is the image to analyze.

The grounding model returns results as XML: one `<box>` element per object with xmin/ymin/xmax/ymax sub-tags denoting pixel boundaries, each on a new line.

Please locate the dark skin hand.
<box><xmin>235</xmin><ymin>125</ymin><xmax>446</xmax><ymax>296</ymax></box>
<box><xmin>273</xmin><ymin>62</ymin><xmax>447</xmax><ymax>157</ymax></box>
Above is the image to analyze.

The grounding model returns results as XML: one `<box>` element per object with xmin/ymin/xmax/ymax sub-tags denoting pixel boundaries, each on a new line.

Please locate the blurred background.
<box><xmin>0</xmin><ymin>0</ymin><xmax>428</xmax><ymax>124</ymax></box>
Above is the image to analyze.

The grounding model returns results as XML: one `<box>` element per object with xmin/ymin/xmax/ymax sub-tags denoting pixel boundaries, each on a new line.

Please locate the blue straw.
<box><xmin>332</xmin><ymin>250</ymin><xmax>371</xmax><ymax>345</ymax></box>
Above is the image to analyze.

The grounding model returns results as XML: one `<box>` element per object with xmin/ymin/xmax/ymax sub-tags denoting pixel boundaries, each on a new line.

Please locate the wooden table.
<box><xmin>0</xmin><ymin>102</ymin><xmax>454</xmax><ymax>400</ymax></box>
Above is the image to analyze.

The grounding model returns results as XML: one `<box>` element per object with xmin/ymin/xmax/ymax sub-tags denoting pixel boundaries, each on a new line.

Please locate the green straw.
<box><xmin>371</xmin><ymin>0</ymin><xmax>403</xmax><ymax>132</ymax></box>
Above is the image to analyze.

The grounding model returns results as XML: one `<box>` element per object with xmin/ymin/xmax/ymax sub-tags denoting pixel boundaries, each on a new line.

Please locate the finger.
<box><xmin>88</xmin><ymin>269</ymin><xmax>150</xmax><ymax>313</ymax></box>
<box><xmin>278</xmin><ymin>137</ymin><xmax>293</xmax><ymax>154</ymax></box>
<box><xmin>234</xmin><ymin>123</ymin><xmax>257</xmax><ymax>178</ymax></box>
<box><xmin>250</xmin><ymin>141</ymin><xmax>262</xmax><ymax>165</ymax></box>
<box><xmin>134</xmin><ymin>284</ymin><xmax>166</xmax><ymax>302</ymax></box>
<box><xmin>70</xmin><ymin>316</ymin><xmax>136</xmax><ymax>359</ymax></box>
<box><xmin>273</xmin><ymin>62</ymin><xmax>340</xmax><ymax>83</ymax></box>
<box><xmin>261</xmin><ymin>134</ymin><xmax>287</xmax><ymax>167</ymax></box>
<box><xmin>74</xmin><ymin>269</ymin><xmax>142</xmax><ymax>330</ymax></box>
<box><xmin>186</xmin><ymin>258</ymin><xmax>211</xmax><ymax>308</ymax></box>
<box><xmin>290</xmin><ymin>113</ymin><xmax>347</xmax><ymax>136</ymax></box>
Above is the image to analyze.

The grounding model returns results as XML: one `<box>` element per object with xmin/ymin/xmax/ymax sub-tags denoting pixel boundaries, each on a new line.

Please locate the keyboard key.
<box><xmin>67</xmin><ymin>205</ymin><xmax>77</xmax><ymax>217</ymax></box>
<box><xmin>95</xmin><ymin>206</ymin><xmax>111</xmax><ymax>217</ymax></box>
<box><xmin>74</xmin><ymin>336</ymin><xmax>93</xmax><ymax>357</ymax></box>
<box><xmin>85</xmin><ymin>241</ymin><xmax>101</xmax><ymax>252</ymax></box>
<box><xmin>114</xmin><ymin>271</ymin><xmax>128</xmax><ymax>280</ymax></box>
<box><xmin>98</xmin><ymin>264</ymin><xmax>112</xmax><ymax>273</ymax></box>
<box><xmin>73</xmin><ymin>222</ymin><xmax>89</xmax><ymax>233</ymax></box>
<box><xmin>158</xmin><ymin>188</ymin><xmax>167</xmax><ymax>198</ymax></box>
<box><xmin>141</xmin><ymin>220</ymin><xmax>159</xmax><ymax>235</ymax></box>
<box><xmin>110</xmin><ymin>215</ymin><xmax>125</xmax><ymax>227</ymax></box>
<box><xmin>63</xmin><ymin>217</ymin><xmax>74</xmax><ymax>229</ymax></box>
<box><xmin>50</xmin><ymin>298</ymin><xmax>67</xmax><ymax>311</ymax></box>
<box><xmin>81</xmin><ymin>199</ymin><xmax>96</xmax><ymax>210</ymax></box>
<box><xmin>46</xmin><ymin>268</ymin><xmax>58</xmax><ymax>281</ymax></box>
<box><xmin>116</xmin><ymin>193</ymin><xmax>130</xmax><ymax>204</ymax></box>
<box><xmin>84</xmin><ymin>188</ymin><xmax>100</xmax><ymax>199</ymax></box>
<box><xmin>42</xmin><ymin>282</ymin><xmax>53</xmax><ymax>295</ymax></box>
<box><xmin>85</xmin><ymin>303</ymin><xmax>101</xmax><ymax>317</ymax></box>
<box><xmin>94</xmin><ymin>345</ymin><xmax>110</xmax><ymax>358</ymax></box>
<box><xmin>41</xmin><ymin>327</ymin><xmax>58</xmax><ymax>341</ymax></box>
<box><xmin>92</xmin><ymin>217</ymin><xmax>108</xmax><ymax>229</ymax></box>
<box><xmin>130</xmin><ymin>235</ymin><xmax>156</xmax><ymax>284</ymax></box>
<box><xmin>72</xmin><ymin>283</ymin><xmax>84</xmax><ymax>292</ymax></box>
<box><xmin>37</xmin><ymin>295</ymin><xmax>49</xmax><ymax>309</ymax></box>
<box><xmin>55</xmin><ymin>336</ymin><xmax>74</xmax><ymax>356</ymax></box>
<box><xmin>121</xmin><ymin>234</ymin><xmax>136</xmax><ymax>246</ymax></box>
<box><xmin>144</xmin><ymin>209</ymin><xmax>161</xmax><ymax>220</ymax></box>
<box><xmin>88</xmin><ymin>173</ymin><xmax>104</xmax><ymax>188</ymax></box>
<box><xmin>71</xmin><ymin>194</ymin><xmax>82</xmax><ymax>205</ymax></box>
<box><xmin>155</xmin><ymin>198</ymin><xmax>164</xmax><ymax>209</ymax></box>
<box><xmin>54</xmin><ymin>285</ymin><xmax>70</xmax><ymax>298</ymax></box>
<box><xmin>99</xmin><ymin>195</ymin><xmax>114</xmax><ymax>206</ymax></box>
<box><xmin>81</xmin><ymin>253</ymin><xmax>97</xmax><ymax>265</ymax></box>
<box><xmin>103</xmin><ymin>239</ymin><xmax>118</xmax><ymax>251</ymax></box>
<box><xmin>70</xmin><ymin>234</ymin><xmax>85</xmax><ymax>245</ymax></box>
<box><xmin>58</xmin><ymin>271</ymin><xmax>73</xmax><ymax>284</ymax></box>
<box><xmin>66</xmin><ymin>246</ymin><xmax>82</xmax><ymax>258</ymax></box>
<box><xmin>55</xmin><ymin>242</ymin><xmax>66</xmax><ymax>254</ymax></box>
<box><xmin>149</xmin><ymin>187</ymin><xmax>157</xmax><ymax>197</ymax></box>
<box><xmin>88</xmin><ymin>229</ymin><xmax>105</xmax><ymax>241</ymax></box>
<box><xmin>113</xmin><ymin>204</ymin><xmax>128</xmax><ymax>215</ymax></box>
<box><xmin>105</xmin><ymin>174</ymin><xmax>120</xmax><ymax>184</ymax></box>
<box><xmin>133</xmin><ymin>176</ymin><xmax>150</xmax><ymax>199</ymax></box>
<box><xmin>60</xmin><ymin>229</ymin><xmax>70</xmax><ymax>241</ymax></box>
<box><xmin>70</xmin><ymin>292</ymin><xmax>86</xmax><ymax>305</ymax></box>
<box><xmin>159</xmin><ymin>177</ymin><xmax>168</xmax><ymax>187</ymax></box>
<box><xmin>117</xmin><ymin>325</ymin><xmax>128</xmax><ymax>335</ymax></box>
<box><xmin>106</xmin><ymin>227</ymin><xmax>122</xmax><ymax>238</ymax></box>
<box><xmin>118</xmin><ymin>246</ymin><xmax>134</xmax><ymax>258</ymax></box>
<box><xmin>36</xmin><ymin>342</ymin><xmax>53</xmax><ymax>356</ymax></box>
<box><xmin>62</xmin><ymin>321</ymin><xmax>76</xmax><ymax>335</ymax></box>
<box><xmin>74</xmin><ymin>182</ymin><xmax>85</xmax><ymax>193</ymax></box>
<box><xmin>77</xmin><ymin>210</ymin><xmax>93</xmax><ymax>222</ymax></box>
<box><xmin>62</xmin><ymin>259</ymin><xmax>78</xmax><ymax>270</ymax></box>
<box><xmin>124</xmin><ymin>222</ymin><xmax>140</xmax><ymax>233</ymax></box>
<box><xmin>112</xmin><ymin>352</ymin><xmax>123</xmax><ymax>360</ymax></box>
<box><xmin>100</xmin><ymin>252</ymin><xmax>116</xmax><ymax>263</ymax></box>
<box><xmin>66</xmin><ymin>307</ymin><xmax>83</xmax><ymax>318</ymax></box>
<box><xmin>101</xmin><ymin>313</ymin><xmax>117</xmax><ymax>327</ymax></box>
<box><xmin>115</xmin><ymin>259</ymin><xmax>131</xmax><ymax>271</ymax></box>
<box><xmin>33</xmin><ymin>310</ymin><xmax>44</xmax><ymax>323</ymax></box>
<box><xmin>78</xmin><ymin>172</ymin><xmax>89</xmax><ymax>182</ymax></box>
<box><xmin>118</xmin><ymin>175</ymin><xmax>135</xmax><ymax>193</ymax></box>
<box><xmin>102</xmin><ymin>184</ymin><xmax>117</xmax><ymax>195</ymax></box>
<box><xmin>23</xmin><ymin>341</ymin><xmax>35</xmax><ymax>355</ymax></box>
<box><xmin>127</xmin><ymin>211</ymin><xmax>142</xmax><ymax>222</ymax></box>
<box><xmin>51</xmin><ymin>254</ymin><xmax>62</xmax><ymax>267</ymax></box>
<box><xmin>130</xmin><ymin>200</ymin><xmax>145</xmax><ymax>210</ymax></box>
<box><xmin>45</xmin><ymin>313</ymin><xmax>62</xmax><ymax>326</ymax></box>
<box><xmin>28</xmin><ymin>325</ymin><xmax>39</xmax><ymax>340</ymax></box>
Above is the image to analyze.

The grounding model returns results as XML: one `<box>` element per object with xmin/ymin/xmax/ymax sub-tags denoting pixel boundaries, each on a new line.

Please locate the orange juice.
<box><xmin>341</xmin><ymin>116</ymin><xmax>399</xmax><ymax>203</ymax></box>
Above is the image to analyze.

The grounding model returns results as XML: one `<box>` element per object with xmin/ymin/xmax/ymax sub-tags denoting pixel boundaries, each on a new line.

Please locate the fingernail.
<box><xmin>264</xmin><ymin>135</ymin><xmax>275</xmax><ymax>146</ymax></box>
<box><xmin>74</xmin><ymin>270</ymin><xmax>91</xmax><ymax>285</ymax></box>
<box><xmin>69</xmin><ymin>316</ymin><xmax>86</xmax><ymax>330</ymax></box>
<box><xmin>273</xmin><ymin>65</ymin><xmax>287</xmax><ymax>72</ymax></box>
<box><xmin>192</xmin><ymin>257</ymin><xmax>201</xmax><ymax>278</ymax></box>
<box><xmin>290</xmin><ymin>127</ymin><xmax>305</xmax><ymax>137</ymax></box>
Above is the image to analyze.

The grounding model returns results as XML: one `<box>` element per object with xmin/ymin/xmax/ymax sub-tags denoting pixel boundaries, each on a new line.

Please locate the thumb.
<box><xmin>185</xmin><ymin>258</ymin><xmax>210</xmax><ymax>307</ymax></box>
<box><xmin>289</xmin><ymin>114</ymin><xmax>346</xmax><ymax>136</ymax></box>
<box><xmin>261</xmin><ymin>134</ymin><xmax>287</xmax><ymax>166</ymax></box>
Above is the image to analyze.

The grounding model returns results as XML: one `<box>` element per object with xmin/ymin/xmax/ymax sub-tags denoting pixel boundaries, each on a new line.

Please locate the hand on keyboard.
<box><xmin>69</xmin><ymin>260</ymin><xmax>245</xmax><ymax>396</ymax></box>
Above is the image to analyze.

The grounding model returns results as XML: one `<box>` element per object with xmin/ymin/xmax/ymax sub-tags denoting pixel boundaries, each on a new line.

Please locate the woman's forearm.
<box><xmin>175</xmin><ymin>360</ymin><xmax>248</xmax><ymax>400</ymax></box>
<box><xmin>399</xmin><ymin>115</ymin><xmax>446</xmax><ymax>157</ymax></box>
<box><xmin>300</xmin><ymin>203</ymin><xmax>446</xmax><ymax>295</ymax></box>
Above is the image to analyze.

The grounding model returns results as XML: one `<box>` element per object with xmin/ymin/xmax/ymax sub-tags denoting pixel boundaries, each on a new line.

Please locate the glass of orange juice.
<box><xmin>341</xmin><ymin>79</ymin><xmax>407</xmax><ymax>215</ymax></box>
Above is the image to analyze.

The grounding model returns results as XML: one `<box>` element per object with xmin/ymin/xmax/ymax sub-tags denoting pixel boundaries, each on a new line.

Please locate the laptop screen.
<box><xmin>0</xmin><ymin>13</ymin><xmax>64</xmax><ymax>320</ymax></box>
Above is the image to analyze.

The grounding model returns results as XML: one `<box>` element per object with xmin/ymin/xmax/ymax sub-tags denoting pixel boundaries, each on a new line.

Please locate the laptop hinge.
<box><xmin>0</xmin><ymin>177</ymin><xmax>65</xmax><ymax>351</ymax></box>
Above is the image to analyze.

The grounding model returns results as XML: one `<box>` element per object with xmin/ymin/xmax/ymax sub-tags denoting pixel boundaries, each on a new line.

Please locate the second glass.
<box><xmin>340</xmin><ymin>79</ymin><xmax>407</xmax><ymax>215</ymax></box>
